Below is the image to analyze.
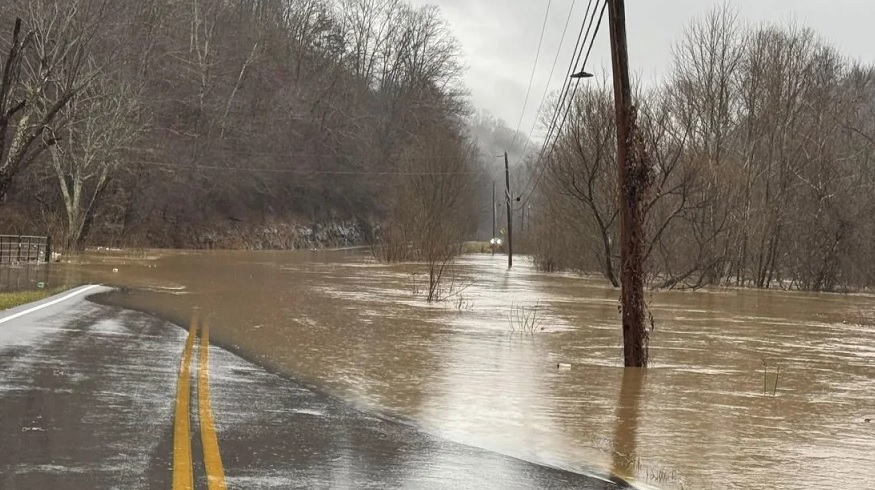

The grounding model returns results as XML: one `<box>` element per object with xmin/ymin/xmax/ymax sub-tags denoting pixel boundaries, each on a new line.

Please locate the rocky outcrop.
<box><xmin>193</xmin><ymin>220</ymin><xmax>374</xmax><ymax>250</ymax></box>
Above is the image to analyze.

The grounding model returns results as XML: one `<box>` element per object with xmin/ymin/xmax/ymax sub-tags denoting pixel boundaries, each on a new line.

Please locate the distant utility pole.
<box><xmin>608</xmin><ymin>0</ymin><xmax>649</xmax><ymax>367</ymax></box>
<box><xmin>504</xmin><ymin>152</ymin><xmax>513</xmax><ymax>269</ymax></box>
<box><xmin>520</xmin><ymin>205</ymin><xmax>525</xmax><ymax>234</ymax></box>
<box><xmin>492</xmin><ymin>181</ymin><xmax>496</xmax><ymax>239</ymax></box>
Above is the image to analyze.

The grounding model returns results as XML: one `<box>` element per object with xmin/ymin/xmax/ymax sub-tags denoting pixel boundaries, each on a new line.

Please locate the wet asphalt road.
<box><xmin>0</xmin><ymin>286</ymin><xmax>630</xmax><ymax>489</ymax></box>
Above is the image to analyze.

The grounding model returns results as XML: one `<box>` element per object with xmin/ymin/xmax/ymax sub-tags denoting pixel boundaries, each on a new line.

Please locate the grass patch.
<box><xmin>0</xmin><ymin>286</ymin><xmax>71</xmax><ymax>311</ymax></box>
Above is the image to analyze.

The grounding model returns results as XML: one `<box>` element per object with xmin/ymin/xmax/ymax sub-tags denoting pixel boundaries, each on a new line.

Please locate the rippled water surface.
<box><xmin>50</xmin><ymin>250</ymin><xmax>875</xmax><ymax>488</ymax></box>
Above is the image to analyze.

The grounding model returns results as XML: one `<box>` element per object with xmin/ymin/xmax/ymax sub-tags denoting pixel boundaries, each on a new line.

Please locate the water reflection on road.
<box><xmin>52</xmin><ymin>250</ymin><xmax>875</xmax><ymax>489</ymax></box>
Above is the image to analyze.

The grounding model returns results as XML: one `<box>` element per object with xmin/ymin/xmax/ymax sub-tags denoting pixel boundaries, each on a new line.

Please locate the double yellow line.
<box><xmin>173</xmin><ymin>316</ymin><xmax>227</xmax><ymax>490</ymax></box>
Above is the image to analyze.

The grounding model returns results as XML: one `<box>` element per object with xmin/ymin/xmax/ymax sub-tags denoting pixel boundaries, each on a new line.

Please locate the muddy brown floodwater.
<box><xmin>50</xmin><ymin>250</ymin><xmax>875</xmax><ymax>489</ymax></box>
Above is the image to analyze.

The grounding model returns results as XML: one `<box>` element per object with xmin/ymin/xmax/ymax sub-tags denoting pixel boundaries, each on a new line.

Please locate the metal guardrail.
<box><xmin>0</xmin><ymin>235</ymin><xmax>51</xmax><ymax>264</ymax></box>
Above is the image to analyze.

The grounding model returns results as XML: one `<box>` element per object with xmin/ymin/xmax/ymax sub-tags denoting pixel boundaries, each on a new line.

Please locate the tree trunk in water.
<box><xmin>600</xmin><ymin>231</ymin><xmax>619</xmax><ymax>287</ymax></box>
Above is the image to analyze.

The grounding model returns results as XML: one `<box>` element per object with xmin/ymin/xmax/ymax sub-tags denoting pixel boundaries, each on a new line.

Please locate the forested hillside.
<box><xmin>0</xmin><ymin>0</ymin><xmax>475</xmax><ymax>250</ymax></box>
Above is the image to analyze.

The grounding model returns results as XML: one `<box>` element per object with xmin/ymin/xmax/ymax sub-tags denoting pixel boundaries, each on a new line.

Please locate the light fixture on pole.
<box><xmin>570</xmin><ymin>70</ymin><xmax>594</xmax><ymax>79</ymax></box>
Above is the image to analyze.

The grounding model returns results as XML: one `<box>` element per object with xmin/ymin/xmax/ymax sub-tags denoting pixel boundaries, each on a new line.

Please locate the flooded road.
<box><xmin>50</xmin><ymin>250</ymin><xmax>875</xmax><ymax>489</ymax></box>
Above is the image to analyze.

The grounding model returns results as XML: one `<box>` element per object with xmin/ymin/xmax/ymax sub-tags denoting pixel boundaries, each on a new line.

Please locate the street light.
<box><xmin>570</xmin><ymin>70</ymin><xmax>594</xmax><ymax>79</ymax></box>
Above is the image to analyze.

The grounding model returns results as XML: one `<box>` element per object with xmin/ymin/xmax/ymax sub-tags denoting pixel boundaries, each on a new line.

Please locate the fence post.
<box><xmin>46</xmin><ymin>236</ymin><xmax>52</xmax><ymax>263</ymax></box>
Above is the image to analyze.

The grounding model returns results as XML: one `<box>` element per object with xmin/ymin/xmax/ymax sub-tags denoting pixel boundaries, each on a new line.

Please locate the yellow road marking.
<box><xmin>198</xmin><ymin>322</ymin><xmax>227</xmax><ymax>490</ymax></box>
<box><xmin>172</xmin><ymin>318</ymin><xmax>196</xmax><ymax>490</ymax></box>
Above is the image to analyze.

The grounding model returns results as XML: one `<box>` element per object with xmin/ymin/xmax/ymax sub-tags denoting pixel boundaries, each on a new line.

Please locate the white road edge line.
<box><xmin>0</xmin><ymin>285</ymin><xmax>103</xmax><ymax>325</ymax></box>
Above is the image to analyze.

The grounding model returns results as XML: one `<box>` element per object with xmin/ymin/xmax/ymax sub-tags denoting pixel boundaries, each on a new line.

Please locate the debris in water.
<box><xmin>557</xmin><ymin>363</ymin><xmax>572</xmax><ymax>370</ymax></box>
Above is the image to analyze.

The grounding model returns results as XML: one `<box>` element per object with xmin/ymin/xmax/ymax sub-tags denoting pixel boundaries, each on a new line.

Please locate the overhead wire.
<box><xmin>516</xmin><ymin>0</ymin><xmax>579</xmax><ymax>159</ymax></box>
<box><xmin>535</xmin><ymin>0</ymin><xmax>596</xmax><ymax>150</ymax></box>
<box><xmin>514</xmin><ymin>0</ymin><xmax>596</xmax><ymax>202</ymax></box>
<box><xmin>125</xmin><ymin>144</ymin><xmax>492</xmax><ymax>166</ymax></box>
<box><xmin>517</xmin><ymin>0</ymin><xmax>608</xmax><ymax>210</ymax></box>
<box><xmin>130</xmin><ymin>160</ymin><xmax>483</xmax><ymax>176</ymax></box>
<box><xmin>541</xmin><ymin>0</ymin><xmax>607</xmax><ymax>162</ymax></box>
<box><xmin>511</xmin><ymin>0</ymin><xmax>553</xmax><ymax>145</ymax></box>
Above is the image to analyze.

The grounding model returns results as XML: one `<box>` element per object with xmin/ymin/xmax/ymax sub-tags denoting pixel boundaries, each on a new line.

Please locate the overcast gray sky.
<box><xmin>409</xmin><ymin>0</ymin><xmax>875</xmax><ymax>140</ymax></box>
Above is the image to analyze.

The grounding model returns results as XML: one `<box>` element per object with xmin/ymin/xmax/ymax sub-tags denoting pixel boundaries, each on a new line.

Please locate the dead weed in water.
<box><xmin>846</xmin><ymin>308</ymin><xmax>875</xmax><ymax>327</ymax></box>
<box><xmin>761</xmin><ymin>358</ymin><xmax>782</xmax><ymax>396</ymax></box>
<box><xmin>508</xmin><ymin>301</ymin><xmax>545</xmax><ymax>333</ymax></box>
<box><xmin>408</xmin><ymin>270</ymin><xmax>474</xmax><ymax>311</ymax></box>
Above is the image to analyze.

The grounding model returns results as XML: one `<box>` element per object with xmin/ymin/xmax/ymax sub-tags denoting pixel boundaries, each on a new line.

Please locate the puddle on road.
<box><xmin>50</xmin><ymin>250</ymin><xmax>875</xmax><ymax>489</ymax></box>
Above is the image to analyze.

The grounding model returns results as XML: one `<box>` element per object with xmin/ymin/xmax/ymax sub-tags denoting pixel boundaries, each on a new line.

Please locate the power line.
<box><xmin>542</xmin><ymin>0</ymin><xmax>607</xmax><ymax>161</ymax></box>
<box><xmin>515</xmin><ymin>0</ymin><xmax>596</xmax><ymax>198</ymax></box>
<box><xmin>521</xmin><ymin>0</ymin><xmax>607</xmax><ymax>208</ymax></box>
<box><xmin>517</xmin><ymin>0</ymin><xmax>607</xmax><ymax>210</ymax></box>
<box><xmin>131</xmin><ymin>160</ymin><xmax>483</xmax><ymax>176</ymax></box>
<box><xmin>534</xmin><ymin>0</ymin><xmax>596</xmax><ymax>156</ymax></box>
<box><xmin>517</xmin><ymin>0</ymin><xmax>579</xmax><ymax>158</ymax></box>
<box><xmin>536</xmin><ymin>0</ymin><xmax>598</xmax><ymax>147</ymax></box>
<box><xmin>512</xmin><ymin>0</ymin><xmax>553</xmax><ymax>144</ymax></box>
<box><xmin>127</xmin><ymin>146</ymin><xmax>485</xmax><ymax>162</ymax></box>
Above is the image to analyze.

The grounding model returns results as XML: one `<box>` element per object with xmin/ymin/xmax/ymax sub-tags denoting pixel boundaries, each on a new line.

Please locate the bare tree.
<box><xmin>48</xmin><ymin>73</ymin><xmax>143</xmax><ymax>250</ymax></box>
<box><xmin>0</xmin><ymin>1</ymin><xmax>101</xmax><ymax>201</ymax></box>
<box><xmin>0</xmin><ymin>19</ymin><xmax>32</xmax><ymax>199</ymax></box>
<box><xmin>529</xmin><ymin>4</ymin><xmax>875</xmax><ymax>293</ymax></box>
<box><xmin>543</xmin><ymin>84</ymin><xmax>620</xmax><ymax>285</ymax></box>
<box><xmin>383</xmin><ymin>122</ymin><xmax>477</xmax><ymax>302</ymax></box>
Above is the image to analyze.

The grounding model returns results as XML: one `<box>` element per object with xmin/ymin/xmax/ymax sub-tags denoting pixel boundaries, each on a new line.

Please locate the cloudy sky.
<box><xmin>408</xmin><ymin>0</ymin><xmax>874</xmax><ymax>139</ymax></box>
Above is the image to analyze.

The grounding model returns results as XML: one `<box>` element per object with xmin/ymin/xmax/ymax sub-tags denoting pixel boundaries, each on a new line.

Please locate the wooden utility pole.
<box><xmin>492</xmin><ymin>181</ymin><xmax>496</xmax><ymax>239</ymax></box>
<box><xmin>521</xmin><ymin>205</ymin><xmax>525</xmax><ymax>234</ymax></box>
<box><xmin>607</xmin><ymin>0</ymin><xmax>648</xmax><ymax>367</ymax></box>
<box><xmin>504</xmin><ymin>152</ymin><xmax>513</xmax><ymax>269</ymax></box>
